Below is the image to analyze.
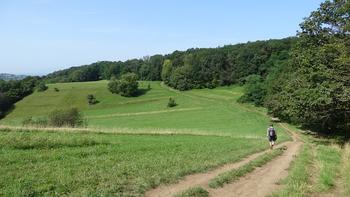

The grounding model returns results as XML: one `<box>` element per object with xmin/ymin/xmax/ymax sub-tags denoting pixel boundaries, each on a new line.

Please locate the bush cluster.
<box><xmin>22</xmin><ymin>108</ymin><xmax>85</xmax><ymax>128</ymax></box>
<box><xmin>87</xmin><ymin>94</ymin><xmax>98</xmax><ymax>105</ymax></box>
<box><xmin>108</xmin><ymin>73</ymin><xmax>139</xmax><ymax>97</ymax></box>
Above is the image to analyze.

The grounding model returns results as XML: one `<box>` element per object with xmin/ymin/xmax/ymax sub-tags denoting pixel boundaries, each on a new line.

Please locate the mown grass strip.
<box><xmin>174</xmin><ymin>187</ymin><xmax>209</xmax><ymax>197</ymax></box>
<box><xmin>209</xmin><ymin>146</ymin><xmax>286</xmax><ymax>188</ymax></box>
<box><xmin>270</xmin><ymin>144</ymin><xmax>312</xmax><ymax>197</ymax></box>
<box><xmin>86</xmin><ymin>107</ymin><xmax>203</xmax><ymax>118</ymax></box>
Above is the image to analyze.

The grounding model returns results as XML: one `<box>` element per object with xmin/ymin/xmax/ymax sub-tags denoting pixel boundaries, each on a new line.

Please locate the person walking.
<box><xmin>267</xmin><ymin>124</ymin><xmax>277</xmax><ymax>149</ymax></box>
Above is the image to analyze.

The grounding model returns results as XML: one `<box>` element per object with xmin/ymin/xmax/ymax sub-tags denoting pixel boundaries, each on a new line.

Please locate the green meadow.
<box><xmin>0</xmin><ymin>81</ymin><xmax>289</xmax><ymax>139</ymax></box>
<box><xmin>0</xmin><ymin>130</ymin><xmax>269</xmax><ymax>196</ymax></box>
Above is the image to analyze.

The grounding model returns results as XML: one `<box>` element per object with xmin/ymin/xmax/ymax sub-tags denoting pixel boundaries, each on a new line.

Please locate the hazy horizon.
<box><xmin>0</xmin><ymin>0</ymin><xmax>323</xmax><ymax>75</ymax></box>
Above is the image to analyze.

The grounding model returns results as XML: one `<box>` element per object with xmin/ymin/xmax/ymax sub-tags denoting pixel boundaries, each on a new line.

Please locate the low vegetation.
<box><xmin>174</xmin><ymin>187</ymin><xmax>209</xmax><ymax>197</ymax></box>
<box><xmin>209</xmin><ymin>147</ymin><xmax>285</xmax><ymax>188</ymax></box>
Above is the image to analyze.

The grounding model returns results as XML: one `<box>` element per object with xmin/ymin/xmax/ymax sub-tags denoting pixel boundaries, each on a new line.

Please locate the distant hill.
<box><xmin>0</xmin><ymin>73</ymin><xmax>27</xmax><ymax>81</ymax></box>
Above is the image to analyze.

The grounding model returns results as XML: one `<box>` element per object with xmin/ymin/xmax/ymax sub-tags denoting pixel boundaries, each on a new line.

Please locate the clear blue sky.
<box><xmin>0</xmin><ymin>0</ymin><xmax>323</xmax><ymax>75</ymax></box>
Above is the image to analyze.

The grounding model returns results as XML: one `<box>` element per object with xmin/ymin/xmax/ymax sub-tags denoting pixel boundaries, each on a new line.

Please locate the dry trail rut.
<box><xmin>146</xmin><ymin>123</ymin><xmax>303</xmax><ymax>197</ymax></box>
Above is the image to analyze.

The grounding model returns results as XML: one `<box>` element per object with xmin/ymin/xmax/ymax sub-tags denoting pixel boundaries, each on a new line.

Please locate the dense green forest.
<box><xmin>44</xmin><ymin>38</ymin><xmax>296</xmax><ymax>90</ymax></box>
<box><xmin>1</xmin><ymin>0</ymin><xmax>349</xmax><ymax>134</ymax></box>
<box><xmin>243</xmin><ymin>0</ymin><xmax>350</xmax><ymax>133</ymax></box>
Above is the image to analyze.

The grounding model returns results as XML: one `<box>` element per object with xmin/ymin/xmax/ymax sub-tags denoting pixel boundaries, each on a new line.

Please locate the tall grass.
<box><xmin>0</xmin><ymin>131</ymin><xmax>102</xmax><ymax>150</ymax></box>
<box><xmin>314</xmin><ymin>144</ymin><xmax>341</xmax><ymax>191</ymax></box>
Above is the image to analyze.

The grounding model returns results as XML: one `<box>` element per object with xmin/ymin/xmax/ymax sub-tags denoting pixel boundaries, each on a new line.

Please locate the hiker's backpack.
<box><xmin>268</xmin><ymin>127</ymin><xmax>276</xmax><ymax>136</ymax></box>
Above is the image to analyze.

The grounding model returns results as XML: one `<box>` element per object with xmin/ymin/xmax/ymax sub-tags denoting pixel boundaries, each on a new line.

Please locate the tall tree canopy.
<box><xmin>264</xmin><ymin>0</ymin><xmax>350</xmax><ymax>133</ymax></box>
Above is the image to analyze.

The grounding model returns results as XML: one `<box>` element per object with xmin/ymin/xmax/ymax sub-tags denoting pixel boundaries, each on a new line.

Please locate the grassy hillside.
<box><xmin>0</xmin><ymin>80</ymin><xmax>295</xmax><ymax>196</ymax></box>
<box><xmin>0</xmin><ymin>81</ymin><xmax>288</xmax><ymax>139</ymax></box>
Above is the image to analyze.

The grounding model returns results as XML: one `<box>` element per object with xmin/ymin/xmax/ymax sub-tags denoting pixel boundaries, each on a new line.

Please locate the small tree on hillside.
<box><xmin>167</xmin><ymin>97</ymin><xmax>177</xmax><ymax>108</ymax></box>
<box><xmin>108</xmin><ymin>73</ymin><xmax>139</xmax><ymax>97</ymax></box>
<box><xmin>87</xmin><ymin>94</ymin><xmax>98</xmax><ymax>105</ymax></box>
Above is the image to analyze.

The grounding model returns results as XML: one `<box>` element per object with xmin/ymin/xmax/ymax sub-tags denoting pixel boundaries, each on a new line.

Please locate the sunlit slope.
<box><xmin>0</xmin><ymin>81</ymin><xmax>287</xmax><ymax>138</ymax></box>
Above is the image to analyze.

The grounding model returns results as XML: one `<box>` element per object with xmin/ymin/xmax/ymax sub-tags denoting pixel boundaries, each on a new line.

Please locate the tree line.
<box><xmin>241</xmin><ymin>0</ymin><xmax>349</xmax><ymax>133</ymax></box>
<box><xmin>43</xmin><ymin>38</ymin><xmax>296</xmax><ymax>91</ymax></box>
<box><xmin>0</xmin><ymin>77</ymin><xmax>42</xmax><ymax>118</ymax></box>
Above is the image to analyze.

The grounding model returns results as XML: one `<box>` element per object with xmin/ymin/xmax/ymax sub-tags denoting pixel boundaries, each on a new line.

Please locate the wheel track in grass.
<box><xmin>146</xmin><ymin>123</ymin><xmax>303</xmax><ymax>197</ymax></box>
<box><xmin>85</xmin><ymin>107</ymin><xmax>203</xmax><ymax>118</ymax></box>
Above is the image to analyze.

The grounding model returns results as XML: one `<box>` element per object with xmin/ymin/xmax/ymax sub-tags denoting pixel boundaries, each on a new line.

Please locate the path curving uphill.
<box><xmin>146</xmin><ymin>123</ymin><xmax>303</xmax><ymax>197</ymax></box>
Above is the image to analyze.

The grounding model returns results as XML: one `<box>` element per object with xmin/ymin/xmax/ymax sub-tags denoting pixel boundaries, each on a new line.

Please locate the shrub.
<box><xmin>48</xmin><ymin>108</ymin><xmax>84</xmax><ymax>127</ymax></box>
<box><xmin>108</xmin><ymin>73</ymin><xmax>139</xmax><ymax>97</ymax></box>
<box><xmin>54</xmin><ymin>87</ymin><xmax>59</xmax><ymax>92</ymax></box>
<box><xmin>87</xmin><ymin>94</ymin><xmax>98</xmax><ymax>105</ymax></box>
<box><xmin>37</xmin><ymin>82</ymin><xmax>48</xmax><ymax>92</ymax></box>
<box><xmin>167</xmin><ymin>97</ymin><xmax>177</xmax><ymax>108</ymax></box>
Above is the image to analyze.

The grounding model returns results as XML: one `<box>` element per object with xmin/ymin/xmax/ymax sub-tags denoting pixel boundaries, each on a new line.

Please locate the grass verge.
<box><xmin>270</xmin><ymin>144</ymin><xmax>312</xmax><ymax>197</ymax></box>
<box><xmin>314</xmin><ymin>144</ymin><xmax>341</xmax><ymax>192</ymax></box>
<box><xmin>209</xmin><ymin>146</ymin><xmax>286</xmax><ymax>188</ymax></box>
<box><xmin>174</xmin><ymin>187</ymin><xmax>209</xmax><ymax>197</ymax></box>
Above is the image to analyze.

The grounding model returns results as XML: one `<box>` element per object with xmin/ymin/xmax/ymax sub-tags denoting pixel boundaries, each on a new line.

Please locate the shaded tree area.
<box><xmin>241</xmin><ymin>0</ymin><xmax>350</xmax><ymax>134</ymax></box>
<box><xmin>0</xmin><ymin>76</ymin><xmax>41</xmax><ymax>118</ymax></box>
<box><xmin>161</xmin><ymin>38</ymin><xmax>296</xmax><ymax>90</ymax></box>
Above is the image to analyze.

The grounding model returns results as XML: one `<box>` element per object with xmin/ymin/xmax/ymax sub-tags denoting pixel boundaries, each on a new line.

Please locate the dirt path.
<box><xmin>146</xmin><ymin>124</ymin><xmax>303</xmax><ymax>197</ymax></box>
<box><xmin>209</xmin><ymin>138</ymin><xmax>302</xmax><ymax>196</ymax></box>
